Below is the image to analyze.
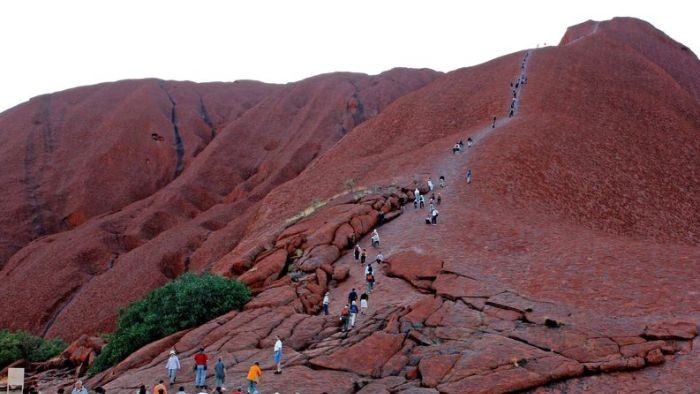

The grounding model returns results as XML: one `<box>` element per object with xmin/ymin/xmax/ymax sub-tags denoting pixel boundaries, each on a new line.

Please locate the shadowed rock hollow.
<box><xmin>1</xmin><ymin>17</ymin><xmax>699</xmax><ymax>393</ymax></box>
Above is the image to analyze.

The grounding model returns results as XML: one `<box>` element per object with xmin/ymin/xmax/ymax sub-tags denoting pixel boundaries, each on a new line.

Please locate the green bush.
<box><xmin>90</xmin><ymin>273</ymin><xmax>250</xmax><ymax>373</ymax></box>
<box><xmin>0</xmin><ymin>330</ymin><xmax>67</xmax><ymax>368</ymax></box>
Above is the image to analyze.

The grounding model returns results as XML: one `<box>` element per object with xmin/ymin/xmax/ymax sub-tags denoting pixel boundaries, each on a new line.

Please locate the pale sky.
<box><xmin>1</xmin><ymin>0</ymin><xmax>697</xmax><ymax>113</ymax></box>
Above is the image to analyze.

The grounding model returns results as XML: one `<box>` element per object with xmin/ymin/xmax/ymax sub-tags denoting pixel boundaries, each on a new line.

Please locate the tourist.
<box><xmin>437</xmin><ymin>193</ymin><xmax>442</xmax><ymax>205</ymax></box>
<box><xmin>431</xmin><ymin>208</ymin><xmax>439</xmax><ymax>225</ymax></box>
<box><xmin>230</xmin><ymin>387</ymin><xmax>243</xmax><ymax>394</ymax></box>
<box><xmin>349</xmin><ymin>301</ymin><xmax>359</xmax><ymax>328</ymax></box>
<box><xmin>273</xmin><ymin>335</ymin><xmax>283</xmax><ymax>374</ymax></box>
<box><xmin>492</xmin><ymin>116</ymin><xmax>496</xmax><ymax>128</ymax></box>
<box><xmin>375</xmin><ymin>252</ymin><xmax>384</xmax><ymax>264</ymax></box>
<box><xmin>153</xmin><ymin>380</ymin><xmax>167</xmax><ymax>394</ymax></box>
<box><xmin>71</xmin><ymin>381</ymin><xmax>88</xmax><ymax>394</ymax></box>
<box><xmin>360</xmin><ymin>248</ymin><xmax>367</xmax><ymax>264</ymax></box>
<box><xmin>427</xmin><ymin>177</ymin><xmax>434</xmax><ymax>191</ymax></box>
<box><xmin>194</xmin><ymin>347</ymin><xmax>208</xmax><ymax>389</ymax></box>
<box><xmin>419</xmin><ymin>195</ymin><xmax>425</xmax><ymax>209</ymax></box>
<box><xmin>136</xmin><ymin>385</ymin><xmax>149</xmax><ymax>394</ymax></box>
<box><xmin>466</xmin><ymin>169</ymin><xmax>472</xmax><ymax>184</ymax></box>
<box><xmin>452</xmin><ymin>143</ymin><xmax>460</xmax><ymax>154</ymax></box>
<box><xmin>360</xmin><ymin>292</ymin><xmax>369</xmax><ymax>314</ymax></box>
<box><xmin>348</xmin><ymin>288</ymin><xmax>358</xmax><ymax>304</ymax></box>
<box><xmin>340</xmin><ymin>304</ymin><xmax>350</xmax><ymax>331</ymax></box>
<box><xmin>371</xmin><ymin>230</ymin><xmax>380</xmax><ymax>248</ymax></box>
<box><xmin>364</xmin><ymin>263</ymin><xmax>373</xmax><ymax>276</ymax></box>
<box><xmin>166</xmin><ymin>349</ymin><xmax>181</xmax><ymax>385</ymax></box>
<box><xmin>214</xmin><ymin>358</ymin><xmax>226</xmax><ymax>388</ymax></box>
<box><xmin>353</xmin><ymin>244</ymin><xmax>361</xmax><ymax>261</ymax></box>
<box><xmin>439</xmin><ymin>175</ymin><xmax>445</xmax><ymax>188</ymax></box>
<box><xmin>246</xmin><ymin>362</ymin><xmax>262</xmax><ymax>394</ymax></box>
<box><xmin>322</xmin><ymin>291</ymin><xmax>330</xmax><ymax>315</ymax></box>
<box><xmin>467</xmin><ymin>137</ymin><xmax>473</xmax><ymax>148</ymax></box>
<box><xmin>366</xmin><ymin>271</ymin><xmax>375</xmax><ymax>293</ymax></box>
<box><xmin>175</xmin><ymin>387</ymin><xmax>187</xmax><ymax>394</ymax></box>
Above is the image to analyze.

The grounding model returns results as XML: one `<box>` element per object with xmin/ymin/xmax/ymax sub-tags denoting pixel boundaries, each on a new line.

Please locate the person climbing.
<box><xmin>194</xmin><ymin>348</ymin><xmax>208</xmax><ymax>389</ymax></box>
<box><xmin>360</xmin><ymin>248</ymin><xmax>367</xmax><ymax>264</ymax></box>
<box><xmin>322</xmin><ymin>291</ymin><xmax>330</xmax><ymax>315</ymax></box>
<box><xmin>371</xmin><ymin>229</ymin><xmax>380</xmax><ymax>248</ymax></box>
<box><xmin>230</xmin><ymin>387</ymin><xmax>243</xmax><ymax>394</ymax></box>
<box><xmin>458</xmin><ymin>140</ymin><xmax>464</xmax><ymax>150</ymax></box>
<box><xmin>214</xmin><ymin>358</ymin><xmax>226</xmax><ymax>387</ymax></box>
<box><xmin>413</xmin><ymin>197</ymin><xmax>419</xmax><ymax>209</ymax></box>
<box><xmin>466</xmin><ymin>169</ymin><xmax>472</xmax><ymax>184</ymax></box>
<box><xmin>353</xmin><ymin>244</ymin><xmax>361</xmax><ymax>261</ymax></box>
<box><xmin>366</xmin><ymin>271</ymin><xmax>376</xmax><ymax>293</ymax></box>
<box><xmin>246</xmin><ymin>362</ymin><xmax>262</xmax><ymax>394</ymax></box>
<box><xmin>427</xmin><ymin>177</ymin><xmax>434</xmax><ymax>192</ymax></box>
<box><xmin>431</xmin><ymin>208</ymin><xmax>439</xmax><ymax>225</ymax></box>
<box><xmin>375</xmin><ymin>252</ymin><xmax>384</xmax><ymax>264</ymax></box>
<box><xmin>509</xmin><ymin>108</ymin><xmax>514</xmax><ymax>117</ymax></box>
<box><xmin>71</xmin><ymin>381</ymin><xmax>88</xmax><ymax>394</ymax></box>
<box><xmin>378</xmin><ymin>211</ymin><xmax>385</xmax><ymax>226</ymax></box>
<box><xmin>349</xmin><ymin>301</ymin><xmax>359</xmax><ymax>328</ymax></box>
<box><xmin>273</xmin><ymin>335</ymin><xmax>283</xmax><ymax>374</ymax></box>
<box><xmin>360</xmin><ymin>292</ymin><xmax>369</xmax><ymax>314</ymax></box>
<box><xmin>340</xmin><ymin>304</ymin><xmax>350</xmax><ymax>331</ymax></box>
<box><xmin>348</xmin><ymin>288</ymin><xmax>358</xmax><ymax>304</ymax></box>
<box><xmin>135</xmin><ymin>384</ymin><xmax>149</xmax><ymax>394</ymax></box>
<box><xmin>429</xmin><ymin>201</ymin><xmax>435</xmax><ymax>212</ymax></box>
<box><xmin>175</xmin><ymin>387</ymin><xmax>187</xmax><ymax>394</ymax></box>
<box><xmin>153</xmin><ymin>381</ymin><xmax>167</xmax><ymax>394</ymax></box>
<box><xmin>419</xmin><ymin>195</ymin><xmax>425</xmax><ymax>209</ymax></box>
<box><xmin>437</xmin><ymin>193</ymin><xmax>442</xmax><ymax>205</ymax></box>
<box><xmin>166</xmin><ymin>349</ymin><xmax>181</xmax><ymax>385</ymax></box>
<box><xmin>452</xmin><ymin>143</ymin><xmax>460</xmax><ymax>154</ymax></box>
<box><xmin>364</xmin><ymin>263</ymin><xmax>373</xmax><ymax>276</ymax></box>
<box><xmin>467</xmin><ymin>137</ymin><xmax>473</xmax><ymax>148</ymax></box>
<box><xmin>492</xmin><ymin>116</ymin><xmax>496</xmax><ymax>128</ymax></box>
<box><xmin>439</xmin><ymin>175</ymin><xmax>445</xmax><ymax>188</ymax></box>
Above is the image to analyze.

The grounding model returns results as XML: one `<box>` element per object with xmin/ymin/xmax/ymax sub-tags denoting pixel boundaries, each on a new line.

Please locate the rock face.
<box><xmin>3</xmin><ymin>17</ymin><xmax>700</xmax><ymax>394</ymax></box>
<box><xmin>0</xmin><ymin>69</ymin><xmax>440</xmax><ymax>339</ymax></box>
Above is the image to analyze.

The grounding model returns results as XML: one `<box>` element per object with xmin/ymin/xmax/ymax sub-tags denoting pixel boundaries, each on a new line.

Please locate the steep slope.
<box><xmin>0</xmin><ymin>68</ymin><xmax>440</xmax><ymax>340</ymax></box>
<box><xmin>0</xmin><ymin>79</ymin><xmax>277</xmax><ymax>267</ymax></box>
<box><xmin>79</xmin><ymin>16</ymin><xmax>698</xmax><ymax>393</ymax></box>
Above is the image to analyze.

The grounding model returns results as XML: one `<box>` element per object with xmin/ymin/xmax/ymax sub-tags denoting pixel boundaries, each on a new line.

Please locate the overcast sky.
<box><xmin>1</xmin><ymin>0</ymin><xmax>697</xmax><ymax>113</ymax></box>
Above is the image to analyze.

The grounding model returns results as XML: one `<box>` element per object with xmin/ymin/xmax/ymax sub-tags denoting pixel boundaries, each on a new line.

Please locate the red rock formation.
<box><xmin>3</xmin><ymin>16</ymin><xmax>700</xmax><ymax>393</ymax></box>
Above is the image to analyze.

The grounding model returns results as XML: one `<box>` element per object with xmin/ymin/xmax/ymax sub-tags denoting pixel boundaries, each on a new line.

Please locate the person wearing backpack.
<box><xmin>366</xmin><ymin>272</ymin><xmax>376</xmax><ymax>294</ymax></box>
<box><xmin>340</xmin><ymin>304</ymin><xmax>350</xmax><ymax>331</ymax></box>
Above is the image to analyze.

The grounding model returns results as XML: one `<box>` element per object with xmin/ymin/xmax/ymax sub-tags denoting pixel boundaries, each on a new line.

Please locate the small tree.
<box><xmin>0</xmin><ymin>331</ymin><xmax>67</xmax><ymax>369</ymax></box>
<box><xmin>90</xmin><ymin>273</ymin><xmax>250</xmax><ymax>373</ymax></box>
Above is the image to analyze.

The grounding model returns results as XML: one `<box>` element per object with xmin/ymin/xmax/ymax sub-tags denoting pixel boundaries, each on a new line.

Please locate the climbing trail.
<box><xmin>329</xmin><ymin>51</ymin><xmax>534</xmax><ymax>317</ymax></box>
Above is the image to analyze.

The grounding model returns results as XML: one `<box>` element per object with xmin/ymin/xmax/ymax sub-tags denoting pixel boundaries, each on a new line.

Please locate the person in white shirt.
<box><xmin>322</xmin><ymin>292</ymin><xmax>330</xmax><ymax>315</ymax></box>
<box><xmin>273</xmin><ymin>336</ymin><xmax>283</xmax><ymax>374</ymax></box>
<box><xmin>166</xmin><ymin>349</ymin><xmax>181</xmax><ymax>384</ymax></box>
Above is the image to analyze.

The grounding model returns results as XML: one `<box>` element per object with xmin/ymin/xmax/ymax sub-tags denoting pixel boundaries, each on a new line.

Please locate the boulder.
<box><xmin>309</xmin><ymin>332</ymin><xmax>404</xmax><ymax>377</ymax></box>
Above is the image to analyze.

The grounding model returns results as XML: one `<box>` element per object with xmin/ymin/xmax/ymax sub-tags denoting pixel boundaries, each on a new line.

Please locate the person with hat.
<box><xmin>165</xmin><ymin>349</ymin><xmax>181</xmax><ymax>385</ymax></box>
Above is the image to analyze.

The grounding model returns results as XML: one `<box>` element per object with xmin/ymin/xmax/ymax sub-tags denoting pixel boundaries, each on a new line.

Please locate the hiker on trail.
<box><xmin>153</xmin><ymin>381</ymin><xmax>167</xmax><ymax>394</ymax></box>
<box><xmin>175</xmin><ymin>387</ymin><xmax>186</xmax><ymax>394</ymax></box>
<box><xmin>439</xmin><ymin>176</ymin><xmax>445</xmax><ymax>188</ymax></box>
<box><xmin>273</xmin><ymin>335</ymin><xmax>283</xmax><ymax>374</ymax></box>
<box><xmin>437</xmin><ymin>193</ymin><xmax>442</xmax><ymax>205</ymax></box>
<box><xmin>419</xmin><ymin>195</ymin><xmax>425</xmax><ymax>209</ymax></box>
<box><xmin>214</xmin><ymin>358</ymin><xmax>226</xmax><ymax>387</ymax></box>
<box><xmin>366</xmin><ymin>271</ymin><xmax>376</xmax><ymax>293</ymax></box>
<box><xmin>427</xmin><ymin>177</ymin><xmax>434</xmax><ymax>191</ymax></box>
<box><xmin>467</xmin><ymin>137</ymin><xmax>473</xmax><ymax>148</ymax></box>
<box><xmin>348</xmin><ymin>288</ymin><xmax>358</xmax><ymax>304</ymax></box>
<box><xmin>459</xmin><ymin>140</ymin><xmax>464</xmax><ymax>150</ymax></box>
<box><xmin>136</xmin><ymin>385</ymin><xmax>149</xmax><ymax>394</ymax></box>
<box><xmin>246</xmin><ymin>362</ymin><xmax>262</xmax><ymax>394</ymax></box>
<box><xmin>194</xmin><ymin>348</ymin><xmax>208</xmax><ymax>389</ymax></box>
<box><xmin>413</xmin><ymin>196</ymin><xmax>419</xmax><ymax>209</ymax></box>
<box><xmin>509</xmin><ymin>108</ymin><xmax>514</xmax><ymax>117</ymax></box>
<box><xmin>375</xmin><ymin>252</ymin><xmax>384</xmax><ymax>264</ymax></box>
<box><xmin>340</xmin><ymin>304</ymin><xmax>350</xmax><ymax>331</ymax></box>
<box><xmin>492</xmin><ymin>116</ymin><xmax>496</xmax><ymax>128</ymax></box>
<box><xmin>354</xmin><ymin>244</ymin><xmax>361</xmax><ymax>261</ymax></box>
<box><xmin>230</xmin><ymin>387</ymin><xmax>243</xmax><ymax>394</ymax></box>
<box><xmin>360</xmin><ymin>248</ymin><xmax>367</xmax><ymax>264</ymax></box>
<box><xmin>371</xmin><ymin>229</ymin><xmax>380</xmax><ymax>247</ymax></box>
<box><xmin>452</xmin><ymin>143</ymin><xmax>460</xmax><ymax>154</ymax></box>
<box><xmin>431</xmin><ymin>208</ymin><xmax>439</xmax><ymax>225</ymax></box>
<box><xmin>365</xmin><ymin>263</ymin><xmax>373</xmax><ymax>275</ymax></box>
<box><xmin>71</xmin><ymin>381</ymin><xmax>88</xmax><ymax>394</ymax></box>
<box><xmin>360</xmin><ymin>292</ymin><xmax>369</xmax><ymax>314</ymax></box>
<box><xmin>349</xmin><ymin>301</ymin><xmax>359</xmax><ymax>327</ymax></box>
<box><xmin>429</xmin><ymin>201</ymin><xmax>435</xmax><ymax>212</ymax></box>
<box><xmin>378</xmin><ymin>211</ymin><xmax>385</xmax><ymax>226</ymax></box>
<box><xmin>322</xmin><ymin>291</ymin><xmax>330</xmax><ymax>315</ymax></box>
<box><xmin>166</xmin><ymin>349</ymin><xmax>180</xmax><ymax>385</ymax></box>
<box><xmin>466</xmin><ymin>169</ymin><xmax>472</xmax><ymax>184</ymax></box>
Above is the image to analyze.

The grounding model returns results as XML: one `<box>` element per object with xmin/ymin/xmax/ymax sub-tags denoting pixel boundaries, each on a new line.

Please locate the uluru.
<box><xmin>0</xmin><ymin>16</ymin><xmax>698</xmax><ymax>394</ymax></box>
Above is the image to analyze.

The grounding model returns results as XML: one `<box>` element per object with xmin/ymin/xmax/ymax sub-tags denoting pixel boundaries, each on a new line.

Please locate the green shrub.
<box><xmin>90</xmin><ymin>273</ymin><xmax>250</xmax><ymax>373</ymax></box>
<box><xmin>0</xmin><ymin>330</ymin><xmax>67</xmax><ymax>368</ymax></box>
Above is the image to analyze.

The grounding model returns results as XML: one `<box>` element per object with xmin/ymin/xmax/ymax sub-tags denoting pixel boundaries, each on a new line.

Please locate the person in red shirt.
<box><xmin>194</xmin><ymin>348</ymin><xmax>208</xmax><ymax>389</ymax></box>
